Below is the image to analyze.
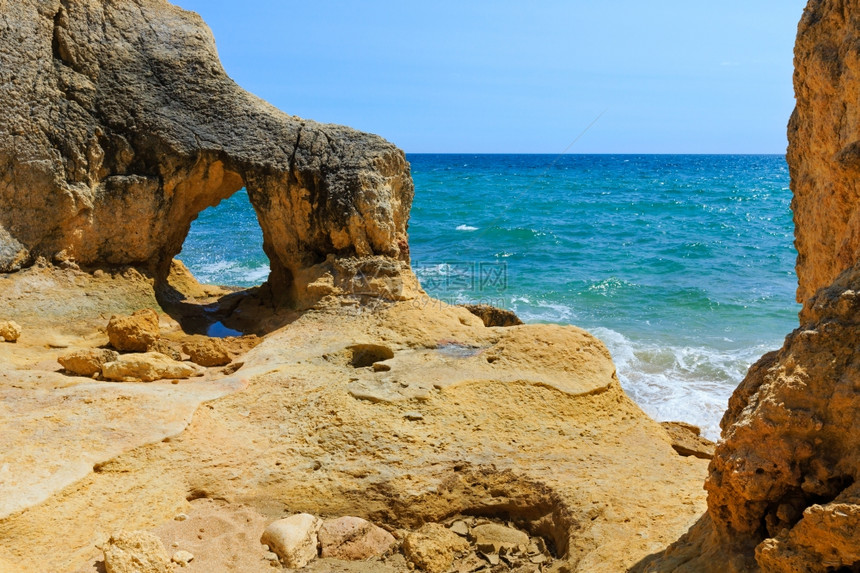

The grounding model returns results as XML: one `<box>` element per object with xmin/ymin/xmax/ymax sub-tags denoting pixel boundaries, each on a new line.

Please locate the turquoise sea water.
<box><xmin>178</xmin><ymin>154</ymin><xmax>800</xmax><ymax>439</ymax></box>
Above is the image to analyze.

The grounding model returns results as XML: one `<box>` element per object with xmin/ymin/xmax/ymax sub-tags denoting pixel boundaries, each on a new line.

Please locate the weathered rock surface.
<box><xmin>318</xmin><ymin>516</ymin><xmax>395</xmax><ymax>560</ymax></box>
<box><xmin>107</xmin><ymin>309</ymin><xmax>160</xmax><ymax>352</ymax></box>
<box><xmin>403</xmin><ymin>523</ymin><xmax>470</xmax><ymax>573</ymax></box>
<box><xmin>102</xmin><ymin>530</ymin><xmax>170</xmax><ymax>573</ymax></box>
<box><xmin>101</xmin><ymin>352</ymin><xmax>201</xmax><ymax>382</ymax></box>
<box><xmin>260</xmin><ymin>513</ymin><xmax>323</xmax><ymax>569</ymax></box>
<box><xmin>0</xmin><ymin>281</ymin><xmax>709</xmax><ymax>573</ymax></box>
<box><xmin>789</xmin><ymin>0</ymin><xmax>860</xmax><ymax>303</ymax></box>
<box><xmin>0</xmin><ymin>0</ymin><xmax>416</xmax><ymax>307</ymax></box>
<box><xmin>58</xmin><ymin>348</ymin><xmax>119</xmax><ymax>377</ymax></box>
<box><xmin>0</xmin><ymin>321</ymin><xmax>21</xmax><ymax>343</ymax></box>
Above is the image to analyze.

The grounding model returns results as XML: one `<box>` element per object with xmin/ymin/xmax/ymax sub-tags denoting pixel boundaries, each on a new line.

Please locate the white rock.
<box><xmin>171</xmin><ymin>550</ymin><xmax>194</xmax><ymax>566</ymax></box>
<box><xmin>260</xmin><ymin>513</ymin><xmax>323</xmax><ymax>568</ymax></box>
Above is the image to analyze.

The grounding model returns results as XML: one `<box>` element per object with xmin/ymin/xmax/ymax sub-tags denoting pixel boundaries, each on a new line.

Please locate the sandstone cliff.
<box><xmin>0</xmin><ymin>0</ymin><xmax>414</xmax><ymax>307</ymax></box>
<box><xmin>789</xmin><ymin>0</ymin><xmax>860</xmax><ymax>303</ymax></box>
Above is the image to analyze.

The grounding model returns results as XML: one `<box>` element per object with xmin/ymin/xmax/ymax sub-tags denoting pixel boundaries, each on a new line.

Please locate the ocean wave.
<box><xmin>590</xmin><ymin>327</ymin><xmax>776</xmax><ymax>440</ymax></box>
<box><xmin>456</xmin><ymin>224</ymin><xmax>479</xmax><ymax>231</ymax></box>
<box><xmin>180</xmin><ymin>258</ymin><xmax>270</xmax><ymax>288</ymax></box>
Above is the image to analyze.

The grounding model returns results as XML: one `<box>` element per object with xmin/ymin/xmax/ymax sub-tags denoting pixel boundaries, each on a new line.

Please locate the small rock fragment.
<box><xmin>182</xmin><ymin>338</ymin><xmax>231</xmax><ymax>367</ymax></box>
<box><xmin>58</xmin><ymin>348</ymin><xmax>119</xmax><ymax>377</ymax></box>
<box><xmin>480</xmin><ymin>552</ymin><xmax>500</xmax><ymax>566</ymax></box>
<box><xmin>101</xmin><ymin>352</ymin><xmax>202</xmax><ymax>382</ymax></box>
<box><xmin>404</xmin><ymin>411</ymin><xmax>424</xmax><ymax>421</ymax></box>
<box><xmin>403</xmin><ymin>523</ymin><xmax>470</xmax><ymax>573</ymax></box>
<box><xmin>102</xmin><ymin>530</ymin><xmax>171</xmax><ymax>573</ymax></box>
<box><xmin>660</xmin><ymin>421</ymin><xmax>716</xmax><ymax>459</ymax></box>
<box><xmin>174</xmin><ymin>513</ymin><xmax>188</xmax><ymax>522</ymax></box>
<box><xmin>107</xmin><ymin>309</ymin><xmax>160</xmax><ymax>352</ymax></box>
<box><xmin>260</xmin><ymin>513</ymin><xmax>322</xmax><ymax>569</ymax></box>
<box><xmin>449</xmin><ymin>520</ymin><xmax>470</xmax><ymax>537</ymax></box>
<box><xmin>529</xmin><ymin>554</ymin><xmax>548</xmax><ymax>564</ymax></box>
<box><xmin>0</xmin><ymin>320</ymin><xmax>21</xmax><ymax>342</ymax></box>
<box><xmin>171</xmin><ymin>550</ymin><xmax>194</xmax><ymax>566</ymax></box>
<box><xmin>318</xmin><ymin>516</ymin><xmax>395</xmax><ymax>560</ymax></box>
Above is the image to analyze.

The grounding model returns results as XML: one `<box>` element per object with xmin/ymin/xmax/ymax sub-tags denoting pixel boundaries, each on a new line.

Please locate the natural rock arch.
<box><xmin>0</xmin><ymin>0</ymin><xmax>417</xmax><ymax>307</ymax></box>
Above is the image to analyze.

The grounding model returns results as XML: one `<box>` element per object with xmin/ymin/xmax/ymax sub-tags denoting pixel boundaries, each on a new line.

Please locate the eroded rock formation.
<box><xmin>705</xmin><ymin>262</ymin><xmax>860</xmax><ymax>570</ymax></box>
<box><xmin>789</xmin><ymin>0</ymin><xmax>860</xmax><ymax>303</ymax></box>
<box><xmin>0</xmin><ymin>0</ymin><xmax>414</xmax><ymax>307</ymax></box>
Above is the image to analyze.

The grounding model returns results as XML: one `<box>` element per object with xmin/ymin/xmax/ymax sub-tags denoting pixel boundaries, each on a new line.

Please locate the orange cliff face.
<box><xmin>789</xmin><ymin>0</ymin><xmax>860</xmax><ymax>305</ymax></box>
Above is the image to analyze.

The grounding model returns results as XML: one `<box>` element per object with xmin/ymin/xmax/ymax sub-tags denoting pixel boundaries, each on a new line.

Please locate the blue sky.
<box><xmin>172</xmin><ymin>1</ymin><xmax>807</xmax><ymax>154</ymax></box>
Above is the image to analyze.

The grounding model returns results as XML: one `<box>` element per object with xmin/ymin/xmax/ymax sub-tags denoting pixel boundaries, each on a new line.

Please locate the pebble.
<box><xmin>172</xmin><ymin>550</ymin><xmax>194</xmax><ymax>566</ymax></box>
<box><xmin>449</xmin><ymin>520</ymin><xmax>470</xmax><ymax>537</ymax></box>
<box><xmin>404</xmin><ymin>411</ymin><xmax>424</xmax><ymax>421</ymax></box>
<box><xmin>174</xmin><ymin>513</ymin><xmax>188</xmax><ymax>521</ymax></box>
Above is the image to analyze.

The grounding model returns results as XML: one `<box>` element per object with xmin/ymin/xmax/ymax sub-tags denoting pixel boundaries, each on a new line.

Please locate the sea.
<box><xmin>177</xmin><ymin>154</ymin><xmax>800</xmax><ymax>440</ymax></box>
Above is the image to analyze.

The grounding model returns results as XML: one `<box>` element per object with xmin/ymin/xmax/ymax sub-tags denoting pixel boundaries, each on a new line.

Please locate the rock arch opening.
<box><xmin>176</xmin><ymin>188</ymin><xmax>269</xmax><ymax>289</ymax></box>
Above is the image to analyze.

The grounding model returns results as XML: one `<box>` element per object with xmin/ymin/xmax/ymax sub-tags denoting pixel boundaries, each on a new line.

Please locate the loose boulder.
<box><xmin>462</xmin><ymin>304</ymin><xmax>524</xmax><ymax>327</ymax></box>
<box><xmin>403</xmin><ymin>523</ymin><xmax>470</xmax><ymax>573</ymax></box>
<box><xmin>318</xmin><ymin>516</ymin><xmax>395</xmax><ymax>560</ymax></box>
<box><xmin>470</xmin><ymin>523</ymin><xmax>530</xmax><ymax>554</ymax></box>
<box><xmin>660</xmin><ymin>421</ymin><xmax>715</xmax><ymax>460</ymax></box>
<box><xmin>107</xmin><ymin>310</ymin><xmax>160</xmax><ymax>352</ymax></box>
<box><xmin>0</xmin><ymin>320</ymin><xmax>21</xmax><ymax>342</ymax></box>
<box><xmin>102</xmin><ymin>530</ymin><xmax>171</xmax><ymax>573</ymax></box>
<box><xmin>261</xmin><ymin>513</ymin><xmax>322</xmax><ymax>569</ymax></box>
<box><xmin>58</xmin><ymin>348</ymin><xmax>119</xmax><ymax>377</ymax></box>
<box><xmin>182</xmin><ymin>338</ymin><xmax>231</xmax><ymax>367</ymax></box>
<box><xmin>101</xmin><ymin>352</ymin><xmax>201</xmax><ymax>382</ymax></box>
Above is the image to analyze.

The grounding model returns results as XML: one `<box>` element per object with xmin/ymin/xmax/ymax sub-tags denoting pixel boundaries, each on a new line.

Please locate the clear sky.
<box><xmin>171</xmin><ymin>1</ymin><xmax>807</xmax><ymax>154</ymax></box>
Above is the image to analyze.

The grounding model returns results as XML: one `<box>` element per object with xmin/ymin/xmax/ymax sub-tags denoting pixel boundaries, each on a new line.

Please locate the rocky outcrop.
<box><xmin>788</xmin><ymin>0</ymin><xmax>860</xmax><ymax>303</ymax></box>
<box><xmin>703</xmin><ymin>262</ymin><xmax>860</xmax><ymax>569</ymax></box>
<box><xmin>462</xmin><ymin>304</ymin><xmax>524</xmax><ymax>327</ymax></box>
<box><xmin>0</xmin><ymin>0</ymin><xmax>415</xmax><ymax>307</ymax></box>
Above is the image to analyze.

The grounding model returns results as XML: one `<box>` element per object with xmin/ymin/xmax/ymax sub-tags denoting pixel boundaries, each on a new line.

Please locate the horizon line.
<box><xmin>403</xmin><ymin>152</ymin><xmax>787</xmax><ymax>156</ymax></box>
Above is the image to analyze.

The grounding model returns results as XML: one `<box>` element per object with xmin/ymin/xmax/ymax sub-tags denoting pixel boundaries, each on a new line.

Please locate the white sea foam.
<box><xmin>456</xmin><ymin>224</ymin><xmax>479</xmax><ymax>231</ymax></box>
<box><xmin>589</xmin><ymin>327</ymin><xmax>776</xmax><ymax>441</ymax></box>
